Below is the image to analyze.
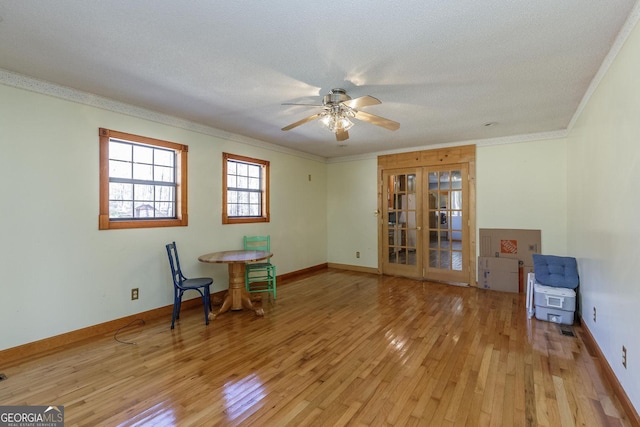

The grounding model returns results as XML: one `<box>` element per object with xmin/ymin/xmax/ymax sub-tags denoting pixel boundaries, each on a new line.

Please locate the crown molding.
<box><xmin>327</xmin><ymin>129</ymin><xmax>568</xmax><ymax>164</ymax></box>
<box><xmin>568</xmin><ymin>1</ymin><xmax>640</xmax><ymax>131</ymax></box>
<box><xmin>0</xmin><ymin>68</ymin><xmax>326</xmax><ymax>163</ymax></box>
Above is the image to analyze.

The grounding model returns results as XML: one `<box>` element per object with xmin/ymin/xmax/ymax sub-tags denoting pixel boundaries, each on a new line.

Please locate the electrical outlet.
<box><xmin>622</xmin><ymin>346</ymin><xmax>627</xmax><ymax>369</ymax></box>
<box><xmin>356</xmin><ymin>251</ymin><xmax>360</xmax><ymax>258</ymax></box>
<box><xmin>131</xmin><ymin>288</ymin><xmax>139</xmax><ymax>300</ymax></box>
<box><xmin>593</xmin><ymin>306</ymin><xmax>596</xmax><ymax>322</ymax></box>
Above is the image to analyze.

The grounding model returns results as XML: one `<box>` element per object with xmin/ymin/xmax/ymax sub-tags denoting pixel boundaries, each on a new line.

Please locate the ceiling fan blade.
<box><xmin>353</xmin><ymin>110</ymin><xmax>400</xmax><ymax>131</ymax></box>
<box><xmin>341</xmin><ymin>95</ymin><xmax>381</xmax><ymax>109</ymax></box>
<box><xmin>281</xmin><ymin>113</ymin><xmax>322</xmax><ymax>131</ymax></box>
<box><xmin>335</xmin><ymin>128</ymin><xmax>349</xmax><ymax>141</ymax></box>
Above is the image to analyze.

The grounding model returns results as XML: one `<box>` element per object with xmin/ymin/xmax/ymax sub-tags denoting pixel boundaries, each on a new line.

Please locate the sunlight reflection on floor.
<box><xmin>119</xmin><ymin>402</ymin><xmax>177</xmax><ymax>427</ymax></box>
<box><xmin>222</xmin><ymin>373</ymin><xmax>266</xmax><ymax>420</ymax></box>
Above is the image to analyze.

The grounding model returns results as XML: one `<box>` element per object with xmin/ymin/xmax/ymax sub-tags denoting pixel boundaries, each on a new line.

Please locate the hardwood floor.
<box><xmin>0</xmin><ymin>269</ymin><xmax>634</xmax><ymax>426</ymax></box>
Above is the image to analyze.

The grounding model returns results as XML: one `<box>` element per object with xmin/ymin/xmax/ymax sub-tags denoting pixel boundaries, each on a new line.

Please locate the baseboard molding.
<box><xmin>579</xmin><ymin>317</ymin><xmax>640</xmax><ymax>426</ymax></box>
<box><xmin>278</xmin><ymin>263</ymin><xmax>328</xmax><ymax>283</ymax></box>
<box><xmin>327</xmin><ymin>262</ymin><xmax>379</xmax><ymax>275</ymax></box>
<box><xmin>0</xmin><ymin>298</ymin><xmax>203</xmax><ymax>366</ymax></box>
<box><xmin>0</xmin><ymin>264</ymin><xmax>330</xmax><ymax>366</ymax></box>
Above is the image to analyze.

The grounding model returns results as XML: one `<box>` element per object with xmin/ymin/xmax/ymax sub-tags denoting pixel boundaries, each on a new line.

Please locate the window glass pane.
<box><xmin>439</xmin><ymin>172</ymin><xmax>450</xmax><ymax>190</ymax></box>
<box><xmin>228</xmin><ymin>204</ymin><xmax>238</xmax><ymax>216</ymax></box>
<box><xmin>237</xmin><ymin>163</ymin><xmax>248</xmax><ymax>176</ymax></box>
<box><xmin>134</xmin><ymin>202</ymin><xmax>155</xmax><ymax>218</ymax></box>
<box><xmin>248</xmin><ymin>164</ymin><xmax>260</xmax><ymax>178</ymax></box>
<box><xmin>238</xmin><ymin>191</ymin><xmax>249</xmax><ymax>203</ymax></box>
<box><xmin>408</xmin><ymin>211</ymin><xmax>416</xmax><ymax>228</ymax></box>
<box><xmin>110</xmin><ymin>200</ymin><xmax>133</xmax><ymax>218</ymax></box>
<box><xmin>154</xmin><ymin>149</ymin><xmax>174</xmax><ymax>167</ymax></box>
<box><xmin>154</xmin><ymin>166</ymin><xmax>174</xmax><ymax>182</ymax></box>
<box><xmin>451</xmin><ymin>191</ymin><xmax>462</xmax><ymax>210</ymax></box>
<box><xmin>227</xmin><ymin>162</ymin><xmax>236</xmax><ymax>175</ymax></box>
<box><xmin>228</xmin><ymin>190</ymin><xmax>237</xmax><ymax>203</ymax></box>
<box><xmin>452</xmin><ymin>170</ymin><xmax>462</xmax><ymax>189</ymax></box>
<box><xmin>408</xmin><ymin>230</ymin><xmax>417</xmax><ymax>250</ymax></box>
<box><xmin>109</xmin><ymin>182</ymin><xmax>133</xmax><ymax>200</ymax></box>
<box><xmin>133</xmin><ymin>145</ymin><xmax>153</xmax><ymax>164</ymax></box>
<box><xmin>227</xmin><ymin>175</ymin><xmax>237</xmax><ymax>188</ymax></box>
<box><xmin>110</xmin><ymin>141</ymin><xmax>131</xmax><ymax>161</ymax></box>
<box><xmin>428</xmin><ymin>172</ymin><xmax>438</xmax><ymax>190</ymax></box>
<box><xmin>249</xmin><ymin>192</ymin><xmax>260</xmax><ymax>204</ymax></box>
<box><xmin>248</xmin><ymin>178</ymin><xmax>260</xmax><ymax>190</ymax></box>
<box><xmin>133</xmin><ymin>163</ymin><xmax>153</xmax><ymax>180</ymax></box>
<box><xmin>109</xmin><ymin>160</ymin><xmax>131</xmax><ymax>179</ymax></box>
<box><xmin>439</xmin><ymin>253</ymin><xmax>451</xmax><ymax>269</ymax></box>
<box><xmin>156</xmin><ymin>201</ymin><xmax>174</xmax><ymax>217</ymax></box>
<box><xmin>429</xmin><ymin>250</ymin><xmax>438</xmax><ymax>268</ymax></box>
<box><xmin>407</xmin><ymin>174</ymin><xmax>416</xmax><ymax>194</ymax></box>
<box><xmin>452</xmin><ymin>251</ymin><xmax>463</xmax><ymax>271</ymax></box>
<box><xmin>249</xmin><ymin>205</ymin><xmax>259</xmax><ymax>216</ymax></box>
<box><xmin>237</xmin><ymin>176</ymin><xmax>248</xmax><ymax>189</ymax></box>
<box><xmin>394</xmin><ymin>194</ymin><xmax>402</xmax><ymax>209</ymax></box>
<box><xmin>451</xmin><ymin>211</ymin><xmax>462</xmax><ymax>231</ymax></box>
<box><xmin>156</xmin><ymin>186</ymin><xmax>175</xmax><ymax>202</ymax></box>
<box><xmin>135</xmin><ymin>184</ymin><xmax>154</xmax><ymax>201</ymax></box>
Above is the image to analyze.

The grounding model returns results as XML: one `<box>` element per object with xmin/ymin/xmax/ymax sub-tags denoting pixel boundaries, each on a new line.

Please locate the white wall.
<box><xmin>0</xmin><ymin>83</ymin><xmax>327</xmax><ymax>351</ymax></box>
<box><xmin>477</xmin><ymin>138</ymin><xmax>567</xmax><ymax>255</ymax></box>
<box><xmin>327</xmin><ymin>158</ymin><xmax>379</xmax><ymax>268</ymax></box>
<box><xmin>566</xmin><ymin>14</ymin><xmax>640</xmax><ymax>409</ymax></box>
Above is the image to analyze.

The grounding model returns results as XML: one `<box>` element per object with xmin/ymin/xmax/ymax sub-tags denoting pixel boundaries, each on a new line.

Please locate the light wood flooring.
<box><xmin>0</xmin><ymin>269</ymin><xmax>634</xmax><ymax>426</ymax></box>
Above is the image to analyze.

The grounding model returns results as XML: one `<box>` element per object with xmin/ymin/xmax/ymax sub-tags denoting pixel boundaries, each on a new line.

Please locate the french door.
<box><xmin>425</xmin><ymin>164</ymin><xmax>469</xmax><ymax>283</ymax></box>
<box><xmin>381</xmin><ymin>164</ymin><xmax>470</xmax><ymax>284</ymax></box>
<box><xmin>382</xmin><ymin>169</ymin><xmax>422</xmax><ymax>278</ymax></box>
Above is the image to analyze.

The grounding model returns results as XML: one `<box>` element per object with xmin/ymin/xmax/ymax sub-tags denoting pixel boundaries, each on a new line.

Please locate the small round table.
<box><xmin>198</xmin><ymin>249</ymin><xmax>272</xmax><ymax>319</ymax></box>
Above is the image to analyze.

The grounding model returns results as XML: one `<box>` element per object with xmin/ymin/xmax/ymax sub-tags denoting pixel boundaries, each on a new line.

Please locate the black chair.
<box><xmin>165</xmin><ymin>241</ymin><xmax>213</xmax><ymax>329</ymax></box>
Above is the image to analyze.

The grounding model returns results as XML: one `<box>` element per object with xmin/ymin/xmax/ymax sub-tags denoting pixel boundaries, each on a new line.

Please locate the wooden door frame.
<box><xmin>377</xmin><ymin>145</ymin><xmax>477</xmax><ymax>286</ymax></box>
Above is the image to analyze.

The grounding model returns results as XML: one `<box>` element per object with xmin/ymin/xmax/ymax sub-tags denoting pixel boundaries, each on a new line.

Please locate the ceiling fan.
<box><xmin>281</xmin><ymin>88</ymin><xmax>400</xmax><ymax>142</ymax></box>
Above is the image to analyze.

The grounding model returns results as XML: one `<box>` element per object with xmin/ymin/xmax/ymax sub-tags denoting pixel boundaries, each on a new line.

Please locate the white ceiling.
<box><xmin>0</xmin><ymin>1</ymin><xmax>638</xmax><ymax>159</ymax></box>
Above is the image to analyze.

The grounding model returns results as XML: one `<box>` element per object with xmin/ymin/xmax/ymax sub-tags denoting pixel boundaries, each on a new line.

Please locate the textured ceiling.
<box><xmin>0</xmin><ymin>1</ymin><xmax>638</xmax><ymax>158</ymax></box>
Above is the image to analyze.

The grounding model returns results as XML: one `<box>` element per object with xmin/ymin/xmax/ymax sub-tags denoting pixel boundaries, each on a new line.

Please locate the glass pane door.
<box><xmin>382</xmin><ymin>169</ymin><xmax>422</xmax><ymax>278</ymax></box>
<box><xmin>425</xmin><ymin>165</ymin><xmax>468</xmax><ymax>283</ymax></box>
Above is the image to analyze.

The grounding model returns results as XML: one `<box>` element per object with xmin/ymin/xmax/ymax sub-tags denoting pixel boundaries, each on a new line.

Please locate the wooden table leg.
<box><xmin>208</xmin><ymin>262</ymin><xmax>264</xmax><ymax>319</ymax></box>
<box><xmin>209</xmin><ymin>292</ymin><xmax>231</xmax><ymax>320</ymax></box>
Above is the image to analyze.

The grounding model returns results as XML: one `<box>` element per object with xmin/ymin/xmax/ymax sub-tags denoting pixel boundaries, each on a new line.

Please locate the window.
<box><xmin>223</xmin><ymin>153</ymin><xmax>270</xmax><ymax>224</ymax></box>
<box><xmin>99</xmin><ymin>128</ymin><xmax>188</xmax><ymax>230</ymax></box>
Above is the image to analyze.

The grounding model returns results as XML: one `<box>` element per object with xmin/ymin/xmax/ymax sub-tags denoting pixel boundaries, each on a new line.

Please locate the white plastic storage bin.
<box><xmin>535</xmin><ymin>306</ymin><xmax>575</xmax><ymax>325</ymax></box>
<box><xmin>534</xmin><ymin>283</ymin><xmax>576</xmax><ymax>311</ymax></box>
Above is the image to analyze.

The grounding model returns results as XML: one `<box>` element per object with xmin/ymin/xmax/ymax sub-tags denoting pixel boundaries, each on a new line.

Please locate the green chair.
<box><xmin>244</xmin><ymin>235</ymin><xmax>276</xmax><ymax>299</ymax></box>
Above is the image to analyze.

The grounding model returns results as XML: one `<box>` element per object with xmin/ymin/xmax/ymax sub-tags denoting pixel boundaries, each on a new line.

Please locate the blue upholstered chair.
<box><xmin>244</xmin><ymin>235</ymin><xmax>276</xmax><ymax>299</ymax></box>
<box><xmin>165</xmin><ymin>241</ymin><xmax>213</xmax><ymax>329</ymax></box>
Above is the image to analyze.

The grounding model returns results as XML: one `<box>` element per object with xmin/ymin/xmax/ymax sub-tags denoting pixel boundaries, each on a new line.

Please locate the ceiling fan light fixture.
<box><xmin>282</xmin><ymin>88</ymin><xmax>399</xmax><ymax>141</ymax></box>
<box><xmin>320</xmin><ymin>110</ymin><xmax>354</xmax><ymax>133</ymax></box>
